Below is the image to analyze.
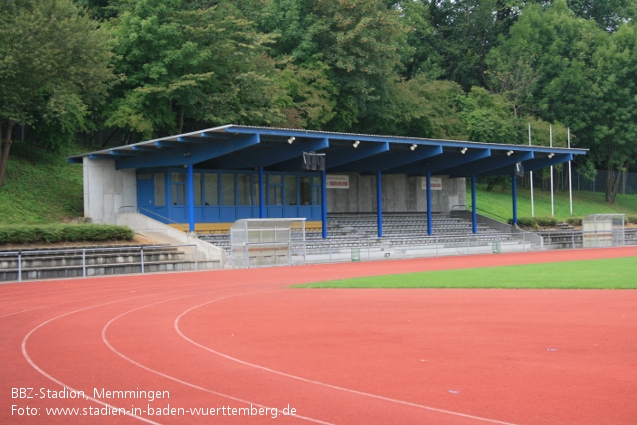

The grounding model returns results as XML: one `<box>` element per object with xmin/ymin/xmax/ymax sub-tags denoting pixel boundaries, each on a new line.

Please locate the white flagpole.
<box><xmin>529</xmin><ymin>123</ymin><xmax>534</xmax><ymax>217</ymax></box>
<box><xmin>568</xmin><ymin>128</ymin><xmax>573</xmax><ymax>216</ymax></box>
<box><xmin>550</xmin><ymin>125</ymin><xmax>554</xmax><ymax>217</ymax></box>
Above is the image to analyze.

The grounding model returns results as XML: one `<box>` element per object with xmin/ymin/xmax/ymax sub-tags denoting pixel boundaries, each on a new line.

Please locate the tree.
<box><xmin>105</xmin><ymin>0</ymin><xmax>285</xmax><ymax>139</ymax></box>
<box><xmin>261</xmin><ymin>0</ymin><xmax>410</xmax><ymax>132</ymax></box>
<box><xmin>0</xmin><ymin>0</ymin><xmax>114</xmax><ymax>187</ymax></box>
<box><xmin>591</xmin><ymin>22</ymin><xmax>637</xmax><ymax>203</ymax></box>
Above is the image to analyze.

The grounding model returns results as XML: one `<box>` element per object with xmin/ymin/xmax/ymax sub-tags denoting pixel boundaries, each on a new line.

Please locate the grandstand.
<box><xmin>199</xmin><ymin>211</ymin><xmax>537</xmax><ymax>264</ymax></box>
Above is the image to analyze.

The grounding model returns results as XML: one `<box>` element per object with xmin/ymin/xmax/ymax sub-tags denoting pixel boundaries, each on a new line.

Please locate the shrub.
<box><xmin>0</xmin><ymin>224</ymin><xmax>134</xmax><ymax>245</ymax></box>
<box><xmin>627</xmin><ymin>215</ymin><xmax>637</xmax><ymax>225</ymax></box>
<box><xmin>535</xmin><ymin>217</ymin><xmax>558</xmax><ymax>227</ymax></box>
<box><xmin>565</xmin><ymin>217</ymin><xmax>583</xmax><ymax>226</ymax></box>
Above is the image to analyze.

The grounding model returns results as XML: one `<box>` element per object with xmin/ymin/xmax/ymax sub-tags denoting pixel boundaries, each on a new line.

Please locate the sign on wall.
<box><xmin>326</xmin><ymin>175</ymin><xmax>350</xmax><ymax>189</ymax></box>
<box><xmin>421</xmin><ymin>176</ymin><xmax>442</xmax><ymax>190</ymax></box>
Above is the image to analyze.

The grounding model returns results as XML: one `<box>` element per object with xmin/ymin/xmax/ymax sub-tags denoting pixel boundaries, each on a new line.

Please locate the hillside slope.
<box><xmin>0</xmin><ymin>141</ymin><xmax>84</xmax><ymax>224</ymax></box>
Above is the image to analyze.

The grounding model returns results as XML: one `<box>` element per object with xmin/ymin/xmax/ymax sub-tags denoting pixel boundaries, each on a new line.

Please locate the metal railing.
<box><xmin>0</xmin><ymin>244</ymin><xmax>199</xmax><ymax>282</ymax></box>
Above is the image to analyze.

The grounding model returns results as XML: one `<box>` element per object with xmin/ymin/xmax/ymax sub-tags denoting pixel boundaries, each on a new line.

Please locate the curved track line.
<box><xmin>21</xmin><ymin>296</ymin><xmax>175</xmax><ymax>424</ymax></box>
<box><xmin>101</xmin><ymin>289</ymin><xmax>335</xmax><ymax>425</ymax></box>
<box><xmin>175</xmin><ymin>295</ymin><xmax>520</xmax><ymax>425</ymax></box>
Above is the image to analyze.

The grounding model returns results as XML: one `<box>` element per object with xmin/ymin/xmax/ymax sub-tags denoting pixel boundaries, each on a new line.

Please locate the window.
<box><xmin>204</xmin><ymin>174</ymin><xmax>219</xmax><ymax>206</ymax></box>
<box><xmin>313</xmin><ymin>176</ymin><xmax>322</xmax><ymax>205</ymax></box>
<box><xmin>238</xmin><ymin>174</ymin><xmax>252</xmax><ymax>206</ymax></box>
<box><xmin>171</xmin><ymin>173</ymin><xmax>185</xmax><ymax>205</ymax></box>
<box><xmin>285</xmin><ymin>175</ymin><xmax>297</xmax><ymax>205</ymax></box>
<box><xmin>154</xmin><ymin>173</ymin><xmax>165</xmax><ymax>206</ymax></box>
<box><xmin>194</xmin><ymin>173</ymin><xmax>202</xmax><ymax>206</ymax></box>
<box><xmin>268</xmin><ymin>175</ymin><xmax>282</xmax><ymax>205</ymax></box>
<box><xmin>300</xmin><ymin>176</ymin><xmax>311</xmax><ymax>205</ymax></box>
<box><xmin>222</xmin><ymin>174</ymin><xmax>235</xmax><ymax>205</ymax></box>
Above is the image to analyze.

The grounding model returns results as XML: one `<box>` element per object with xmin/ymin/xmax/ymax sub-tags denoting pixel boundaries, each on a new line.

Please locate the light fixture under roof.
<box><xmin>353</xmin><ymin>140</ymin><xmax>360</xmax><ymax>148</ymax></box>
<box><xmin>288</xmin><ymin>136</ymin><xmax>295</xmax><ymax>144</ymax></box>
<box><xmin>507</xmin><ymin>150</ymin><xmax>514</xmax><ymax>156</ymax></box>
<box><xmin>548</xmin><ymin>153</ymin><xmax>555</xmax><ymax>159</ymax></box>
<box><xmin>410</xmin><ymin>144</ymin><xmax>417</xmax><ymax>151</ymax></box>
<box><xmin>460</xmin><ymin>147</ymin><xmax>468</xmax><ymax>154</ymax></box>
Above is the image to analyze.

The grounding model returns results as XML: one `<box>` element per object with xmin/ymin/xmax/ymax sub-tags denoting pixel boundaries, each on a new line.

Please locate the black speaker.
<box><xmin>302</xmin><ymin>152</ymin><xmax>325</xmax><ymax>171</ymax></box>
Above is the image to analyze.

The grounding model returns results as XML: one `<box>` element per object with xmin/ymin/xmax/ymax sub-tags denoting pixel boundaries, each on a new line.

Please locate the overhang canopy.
<box><xmin>69</xmin><ymin>124</ymin><xmax>586</xmax><ymax>176</ymax></box>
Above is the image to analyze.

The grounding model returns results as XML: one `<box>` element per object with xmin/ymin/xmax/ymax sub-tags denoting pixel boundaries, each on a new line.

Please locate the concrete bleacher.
<box><xmin>197</xmin><ymin>212</ymin><xmax>521</xmax><ymax>256</ymax></box>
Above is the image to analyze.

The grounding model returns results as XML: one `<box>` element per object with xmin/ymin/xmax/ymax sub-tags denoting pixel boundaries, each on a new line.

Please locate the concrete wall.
<box><xmin>327</xmin><ymin>173</ymin><xmax>466</xmax><ymax>214</ymax></box>
<box><xmin>84</xmin><ymin>158</ymin><xmax>136</xmax><ymax>224</ymax></box>
<box><xmin>116</xmin><ymin>213</ymin><xmax>225</xmax><ymax>264</ymax></box>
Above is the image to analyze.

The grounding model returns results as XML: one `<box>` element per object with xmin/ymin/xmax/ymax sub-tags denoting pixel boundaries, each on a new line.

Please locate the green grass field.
<box><xmin>294</xmin><ymin>257</ymin><xmax>637</xmax><ymax>289</ymax></box>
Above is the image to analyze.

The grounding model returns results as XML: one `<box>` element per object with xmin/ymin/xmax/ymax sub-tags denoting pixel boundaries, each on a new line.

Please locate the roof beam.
<box><xmin>327</xmin><ymin>142</ymin><xmax>390</xmax><ymax>169</ymax></box>
<box><xmin>330</xmin><ymin>145</ymin><xmax>443</xmax><ymax>173</ymax></box>
<box><xmin>486</xmin><ymin>153</ymin><xmax>574</xmax><ymax>176</ymax></box>
<box><xmin>116</xmin><ymin>134</ymin><xmax>260</xmax><ymax>169</ymax></box>
<box><xmin>210</xmin><ymin>138</ymin><xmax>330</xmax><ymax>169</ymax></box>
<box><xmin>447</xmin><ymin>151</ymin><xmax>534</xmax><ymax>177</ymax></box>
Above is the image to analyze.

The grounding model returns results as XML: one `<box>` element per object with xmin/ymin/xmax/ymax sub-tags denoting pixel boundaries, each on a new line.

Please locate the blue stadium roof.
<box><xmin>69</xmin><ymin>124</ymin><xmax>586</xmax><ymax>176</ymax></box>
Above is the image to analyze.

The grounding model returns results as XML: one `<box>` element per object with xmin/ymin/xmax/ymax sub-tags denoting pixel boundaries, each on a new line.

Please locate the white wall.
<box><xmin>84</xmin><ymin>158</ymin><xmax>136</xmax><ymax>224</ymax></box>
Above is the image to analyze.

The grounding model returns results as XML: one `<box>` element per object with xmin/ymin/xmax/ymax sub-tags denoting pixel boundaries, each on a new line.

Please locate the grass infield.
<box><xmin>294</xmin><ymin>257</ymin><xmax>637</xmax><ymax>289</ymax></box>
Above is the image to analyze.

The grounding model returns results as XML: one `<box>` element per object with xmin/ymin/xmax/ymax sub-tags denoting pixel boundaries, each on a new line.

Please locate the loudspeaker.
<box><xmin>302</xmin><ymin>152</ymin><xmax>325</xmax><ymax>171</ymax></box>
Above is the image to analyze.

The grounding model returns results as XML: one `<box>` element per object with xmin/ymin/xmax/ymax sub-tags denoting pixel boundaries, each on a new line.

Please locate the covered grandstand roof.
<box><xmin>69</xmin><ymin>124</ymin><xmax>586</xmax><ymax>176</ymax></box>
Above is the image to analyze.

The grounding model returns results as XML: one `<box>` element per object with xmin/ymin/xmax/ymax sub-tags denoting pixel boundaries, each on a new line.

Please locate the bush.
<box><xmin>565</xmin><ymin>217</ymin><xmax>583</xmax><ymax>226</ymax></box>
<box><xmin>535</xmin><ymin>217</ymin><xmax>558</xmax><ymax>227</ymax></box>
<box><xmin>627</xmin><ymin>215</ymin><xmax>637</xmax><ymax>225</ymax></box>
<box><xmin>0</xmin><ymin>224</ymin><xmax>134</xmax><ymax>245</ymax></box>
<box><xmin>513</xmin><ymin>217</ymin><xmax>538</xmax><ymax>229</ymax></box>
<box><xmin>513</xmin><ymin>216</ymin><xmax>558</xmax><ymax>229</ymax></box>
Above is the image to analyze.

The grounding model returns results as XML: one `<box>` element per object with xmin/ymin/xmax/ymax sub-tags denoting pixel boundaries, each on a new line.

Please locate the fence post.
<box><xmin>18</xmin><ymin>252</ymin><xmax>22</xmax><ymax>282</ymax></box>
<box><xmin>141</xmin><ymin>246</ymin><xmax>145</xmax><ymax>274</ymax></box>
<box><xmin>367</xmin><ymin>239</ymin><xmax>371</xmax><ymax>261</ymax></box>
<box><xmin>435</xmin><ymin>236</ymin><xmax>439</xmax><ymax>257</ymax></box>
<box><xmin>82</xmin><ymin>249</ymin><xmax>86</xmax><ymax>278</ymax></box>
<box><xmin>195</xmin><ymin>246</ymin><xmax>199</xmax><ymax>271</ymax></box>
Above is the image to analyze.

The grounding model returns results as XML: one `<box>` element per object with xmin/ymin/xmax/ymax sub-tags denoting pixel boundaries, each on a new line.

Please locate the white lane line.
<box><xmin>101</xmin><ymin>289</ymin><xmax>335</xmax><ymax>425</ymax></box>
<box><xmin>175</xmin><ymin>297</ymin><xmax>520</xmax><ymax>425</ymax></box>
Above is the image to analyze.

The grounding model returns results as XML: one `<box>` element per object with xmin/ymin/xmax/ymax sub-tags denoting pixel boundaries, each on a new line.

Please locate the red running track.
<box><xmin>1</xmin><ymin>247</ymin><xmax>637</xmax><ymax>425</ymax></box>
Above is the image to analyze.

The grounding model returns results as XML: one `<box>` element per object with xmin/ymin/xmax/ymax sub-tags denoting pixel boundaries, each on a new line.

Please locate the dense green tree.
<box><xmin>590</xmin><ymin>22</ymin><xmax>637</xmax><ymax>203</ymax></box>
<box><xmin>0</xmin><ymin>0</ymin><xmax>114</xmax><ymax>187</ymax></box>
<box><xmin>105</xmin><ymin>0</ymin><xmax>284</xmax><ymax>139</ymax></box>
<box><xmin>381</xmin><ymin>76</ymin><xmax>466</xmax><ymax>138</ymax></box>
<box><xmin>262</xmin><ymin>0</ymin><xmax>410</xmax><ymax>132</ymax></box>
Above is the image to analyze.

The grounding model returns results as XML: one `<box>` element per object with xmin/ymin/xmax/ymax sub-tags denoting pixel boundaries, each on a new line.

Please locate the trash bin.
<box><xmin>351</xmin><ymin>248</ymin><xmax>361</xmax><ymax>262</ymax></box>
<box><xmin>492</xmin><ymin>241</ymin><xmax>501</xmax><ymax>254</ymax></box>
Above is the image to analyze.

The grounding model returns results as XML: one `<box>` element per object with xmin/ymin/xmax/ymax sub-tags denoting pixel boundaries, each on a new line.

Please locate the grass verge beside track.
<box><xmin>294</xmin><ymin>257</ymin><xmax>637</xmax><ymax>289</ymax></box>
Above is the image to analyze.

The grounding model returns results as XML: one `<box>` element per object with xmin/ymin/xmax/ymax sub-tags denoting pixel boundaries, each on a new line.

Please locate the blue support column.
<box><xmin>258</xmin><ymin>167</ymin><xmax>265</xmax><ymax>218</ymax></box>
<box><xmin>512</xmin><ymin>174</ymin><xmax>518</xmax><ymax>225</ymax></box>
<box><xmin>187</xmin><ymin>164</ymin><xmax>195</xmax><ymax>232</ymax></box>
<box><xmin>426</xmin><ymin>172</ymin><xmax>432</xmax><ymax>235</ymax></box>
<box><xmin>377</xmin><ymin>170</ymin><xmax>383</xmax><ymax>238</ymax></box>
<box><xmin>471</xmin><ymin>174</ymin><xmax>477</xmax><ymax>234</ymax></box>
<box><xmin>321</xmin><ymin>170</ymin><xmax>328</xmax><ymax>239</ymax></box>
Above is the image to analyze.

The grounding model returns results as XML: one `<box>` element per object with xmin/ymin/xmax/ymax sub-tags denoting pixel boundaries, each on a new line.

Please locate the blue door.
<box><xmin>137</xmin><ymin>174</ymin><xmax>154</xmax><ymax>211</ymax></box>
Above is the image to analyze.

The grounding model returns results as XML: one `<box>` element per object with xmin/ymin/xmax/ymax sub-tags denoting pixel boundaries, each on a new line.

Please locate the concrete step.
<box><xmin>0</xmin><ymin>245</ymin><xmax>220</xmax><ymax>282</ymax></box>
<box><xmin>1</xmin><ymin>259</ymin><xmax>219</xmax><ymax>282</ymax></box>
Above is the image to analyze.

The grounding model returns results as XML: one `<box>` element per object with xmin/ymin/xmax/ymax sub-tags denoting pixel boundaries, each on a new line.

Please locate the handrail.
<box><xmin>136</xmin><ymin>207</ymin><xmax>189</xmax><ymax>232</ymax></box>
<box><xmin>473</xmin><ymin>207</ymin><xmax>510</xmax><ymax>223</ymax></box>
<box><xmin>0</xmin><ymin>244</ymin><xmax>199</xmax><ymax>282</ymax></box>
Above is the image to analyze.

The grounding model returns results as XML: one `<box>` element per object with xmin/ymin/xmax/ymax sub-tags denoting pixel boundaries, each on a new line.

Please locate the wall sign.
<box><xmin>326</xmin><ymin>175</ymin><xmax>350</xmax><ymax>189</ymax></box>
<box><xmin>421</xmin><ymin>176</ymin><xmax>442</xmax><ymax>190</ymax></box>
